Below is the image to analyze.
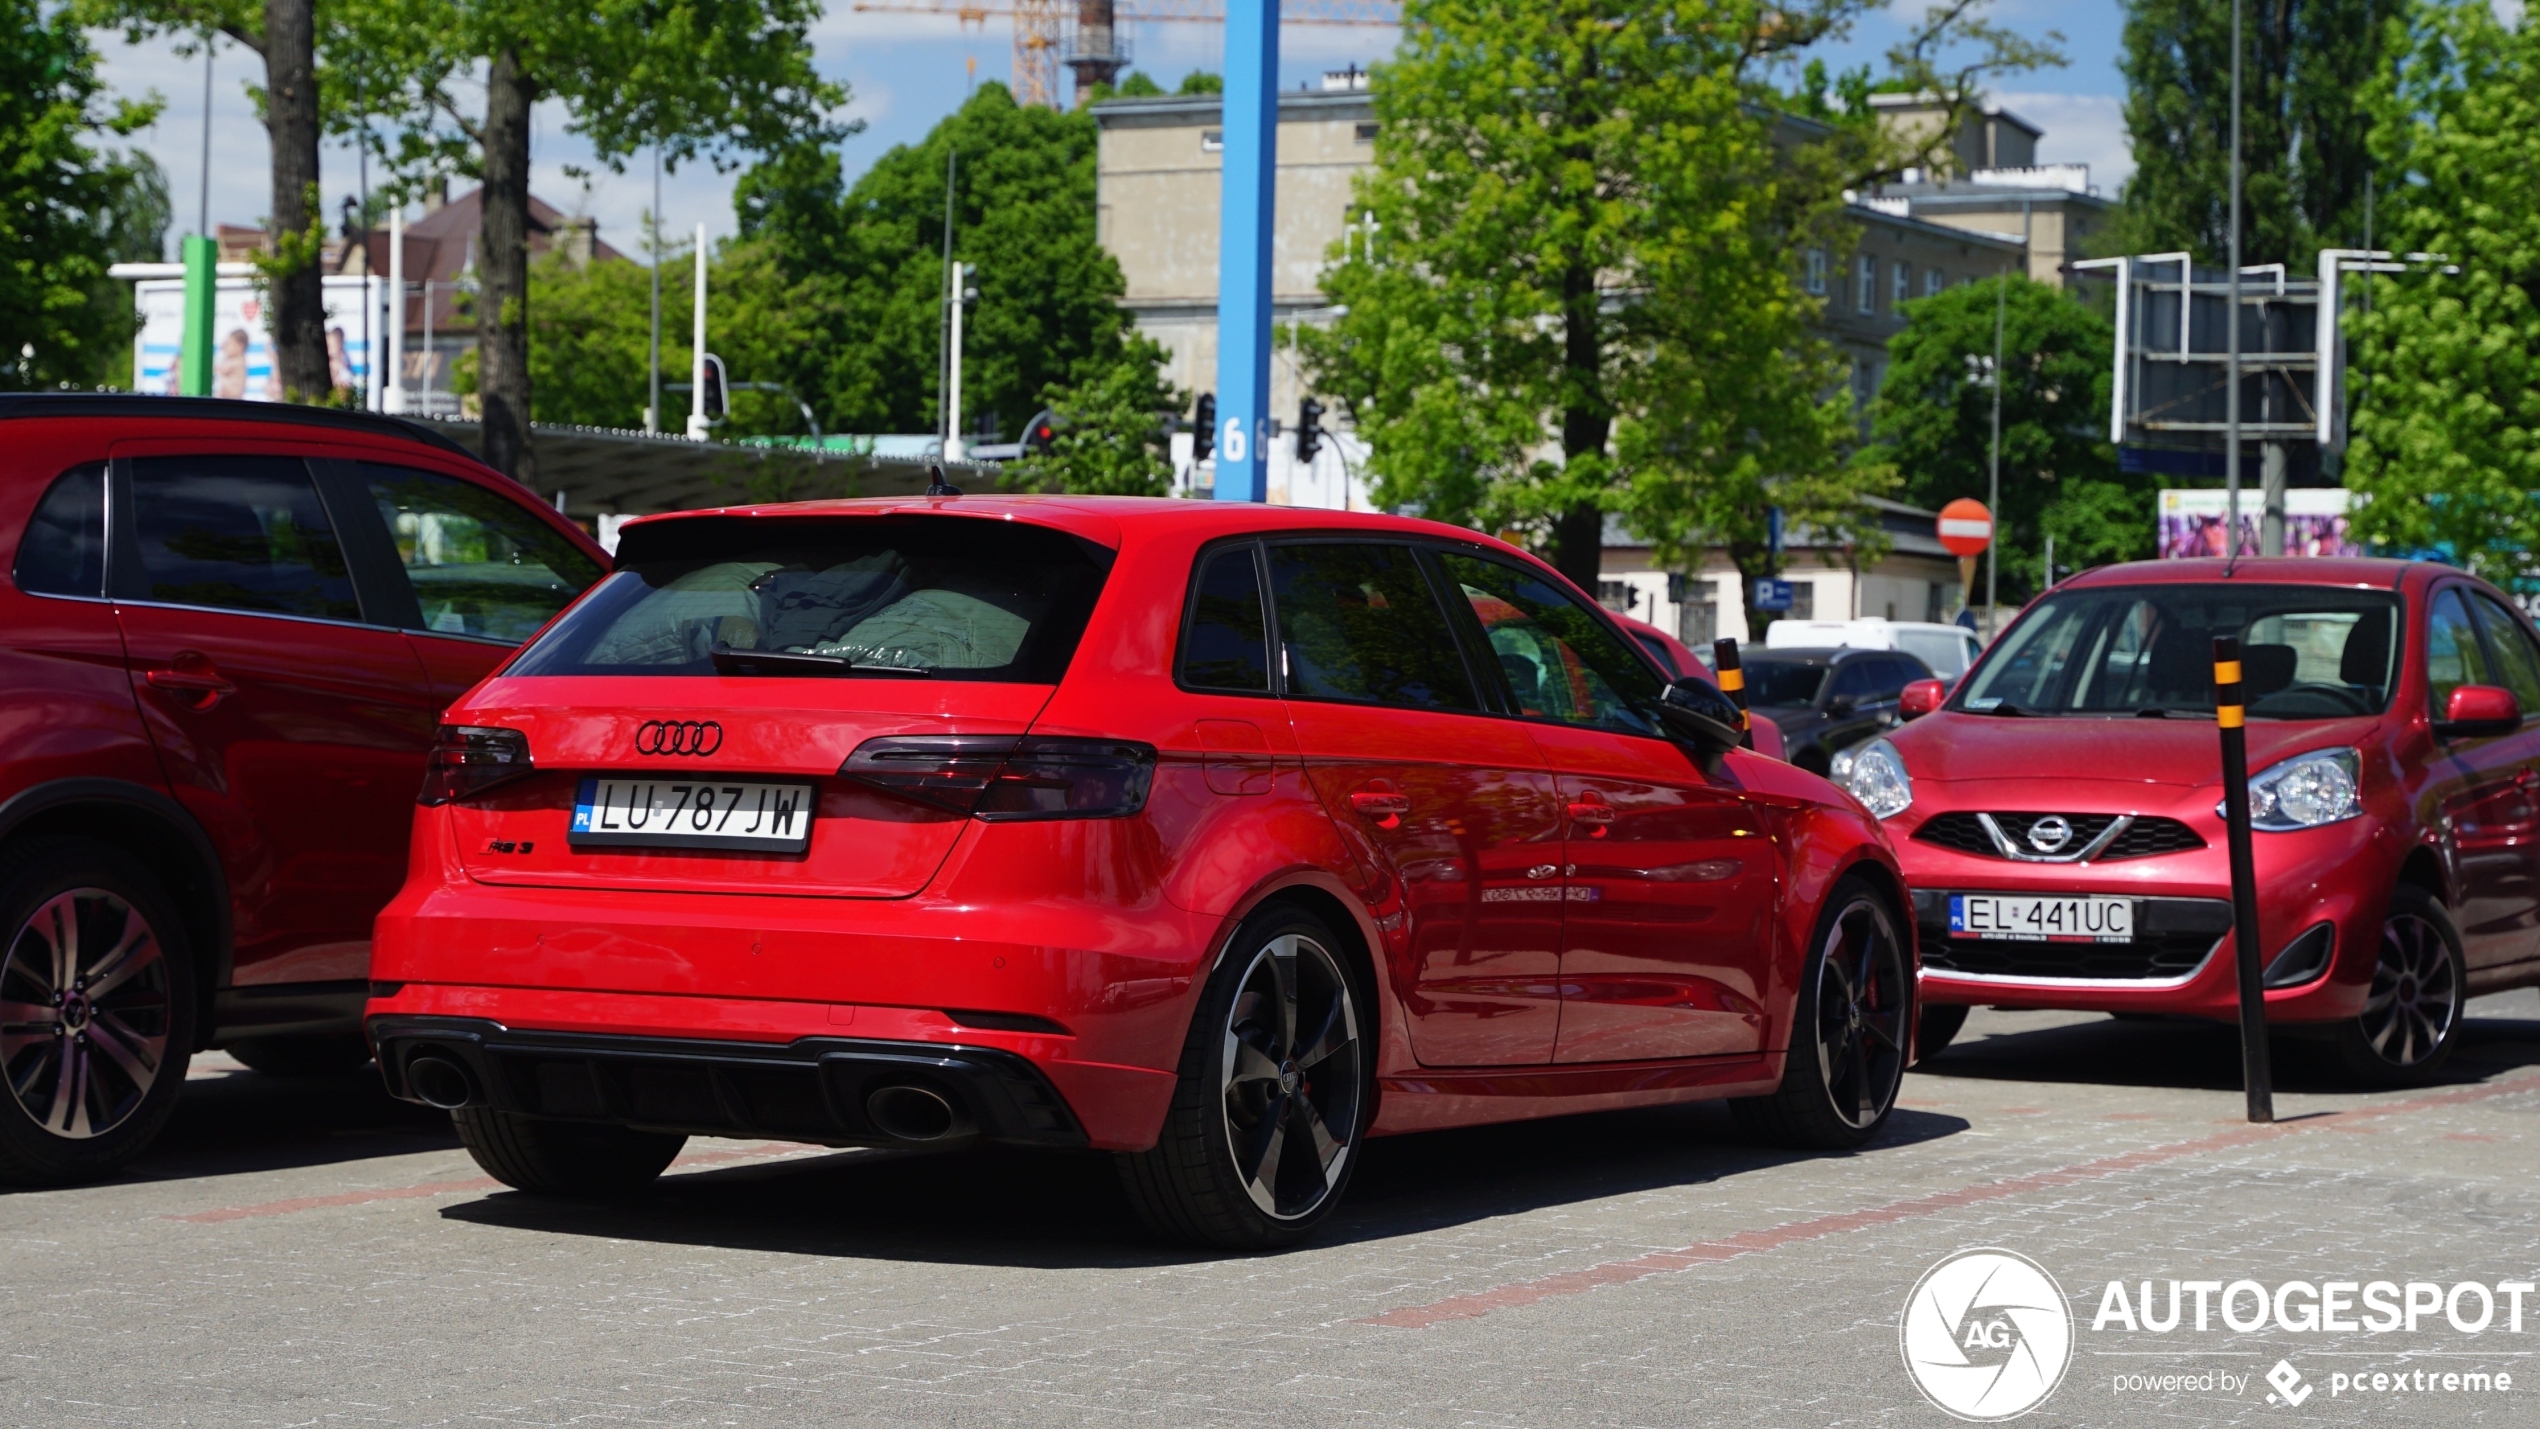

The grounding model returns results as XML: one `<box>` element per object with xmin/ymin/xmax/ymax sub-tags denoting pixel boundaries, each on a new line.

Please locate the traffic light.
<box><xmin>701</xmin><ymin>353</ymin><xmax>727</xmax><ymax>422</ymax></box>
<box><xmin>1022</xmin><ymin>407</ymin><xmax>1060</xmax><ymax>455</ymax></box>
<box><xmin>1295</xmin><ymin>396</ymin><xmax>1325</xmax><ymax>464</ymax></box>
<box><xmin>1193</xmin><ymin>392</ymin><xmax>1216</xmax><ymax>461</ymax></box>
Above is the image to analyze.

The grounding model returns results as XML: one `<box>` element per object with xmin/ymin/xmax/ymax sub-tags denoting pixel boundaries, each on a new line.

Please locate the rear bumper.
<box><xmin>371</xmin><ymin>1014</ymin><xmax>1090</xmax><ymax>1150</ymax></box>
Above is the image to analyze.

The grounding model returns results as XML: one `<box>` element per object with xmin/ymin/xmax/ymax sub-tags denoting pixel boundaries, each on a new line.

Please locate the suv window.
<box><xmin>507</xmin><ymin>513</ymin><xmax>1111</xmax><ymax>681</ymax></box>
<box><xmin>364</xmin><ymin>464</ymin><xmax>601</xmax><ymax>643</ymax></box>
<box><xmin>1180</xmin><ymin>544</ymin><xmax>1270</xmax><ymax>693</ymax></box>
<box><xmin>2469</xmin><ymin>593</ymin><xmax>2540</xmax><ymax>716</ymax></box>
<box><xmin>14</xmin><ymin>463</ymin><xmax>105</xmax><ymax>597</ymax></box>
<box><xmin>1434</xmin><ymin>549</ymin><xmax>1665</xmax><ymax>736</ymax></box>
<box><xmin>1264</xmin><ymin>542</ymin><xmax>1478</xmax><ymax>712</ymax></box>
<box><xmin>128</xmin><ymin>456</ymin><xmax>359</xmax><ymax>621</ymax></box>
<box><xmin>2426</xmin><ymin>588</ymin><xmax>2493</xmax><ymax>713</ymax></box>
<box><xmin>1827</xmin><ymin>659</ymin><xmax>1879</xmax><ymax>705</ymax></box>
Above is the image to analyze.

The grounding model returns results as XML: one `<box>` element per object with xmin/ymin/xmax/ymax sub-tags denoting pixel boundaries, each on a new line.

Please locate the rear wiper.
<box><xmin>709</xmin><ymin>642</ymin><xmax>931</xmax><ymax>678</ymax></box>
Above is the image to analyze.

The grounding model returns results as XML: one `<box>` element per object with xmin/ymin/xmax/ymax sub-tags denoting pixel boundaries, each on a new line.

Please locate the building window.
<box><xmin>1855</xmin><ymin>255</ymin><xmax>1876</xmax><ymax>314</ymax></box>
<box><xmin>1852</xmin><ymin>358</ymin><xmax>1880</xmax><ymax>411</ymax></box>
<box><xmin>1788</xmin><ymin>581</ymin><xmax>1816</xmax><ymax>621</ymax></box>
<box><xmin>1201</xmin><ymin>129</ymin><xmax>1223</xmax><ymax>152</ymax></box>
<box><xmin>1354</xmin><ymin>122</ymin><xmax>1378</xmax><ymax>143</ymax></box>
<box><xmin>1892</xmin><ymin>261</ymin><xmax>1911</xmax><ymax>307</ymax></box>
<box><xmin>1805</xmin><ymin>248</ymin><xmax>1827</xmax><ymax>295</ymax></box>
<box><xmin>1925</xmin><ymin>268</ymin><xmax>1945</xmax><ymax>296</ymax></box>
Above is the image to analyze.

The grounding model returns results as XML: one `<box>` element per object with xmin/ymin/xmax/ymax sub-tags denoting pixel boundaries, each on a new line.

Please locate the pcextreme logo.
<box><xmin>1901</xmin><ymin>1249</ymin><xmax>2075</xmax><ymax>1421</ymax></box>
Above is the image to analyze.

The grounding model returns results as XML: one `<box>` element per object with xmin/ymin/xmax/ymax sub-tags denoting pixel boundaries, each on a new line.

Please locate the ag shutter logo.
<box><xmin>1902</xmin><ymin>1249</ymin><xmax>2076</xmax><ymax>1421</ymax></box>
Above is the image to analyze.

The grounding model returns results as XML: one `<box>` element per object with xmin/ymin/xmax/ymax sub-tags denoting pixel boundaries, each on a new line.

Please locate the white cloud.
<box><xmin>1993</xmin><ymin>89</ymin><xmax>2134</xmax><ymax>196</ymax></box>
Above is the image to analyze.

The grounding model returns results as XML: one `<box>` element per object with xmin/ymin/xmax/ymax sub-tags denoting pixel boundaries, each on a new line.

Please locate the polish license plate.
<box><xmin>570</xmin><ymin>777</ymin><xmax>816</xmax><ymax>854</ymax></box>
<box><xmin>1949</xmin><ymin>893</ymin><xmax>2134</xmax><ymax>944</ymax></box>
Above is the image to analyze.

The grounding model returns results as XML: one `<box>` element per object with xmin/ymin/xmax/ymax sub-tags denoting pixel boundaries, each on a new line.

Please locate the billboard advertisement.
<box><xmin>2158</xmin><ymin>487</ymin><xmax>2361</xmax><ymax>560</ymax></box>
<box><xmin>131</xmin><ymin>275</ymin><xmax>388</xmax><ymax>409</ymax></box>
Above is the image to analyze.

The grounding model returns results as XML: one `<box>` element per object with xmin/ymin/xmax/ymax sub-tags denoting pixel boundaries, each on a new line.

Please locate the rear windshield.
<box><xmin>507</xmin><ymin>514</ymin><xmax>1113</xmax><ymax>681</ymax></box>
<box><xmin>1958</xmin><ymin>582</ymin><xmax>2401</xmax><ymax>719</ymax></box>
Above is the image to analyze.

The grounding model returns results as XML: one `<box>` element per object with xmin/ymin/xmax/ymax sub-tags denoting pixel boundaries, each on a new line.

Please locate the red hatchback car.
<box><xmin>1848</xmin><ymin>557</ymin><xmax>2540</xmax><ymax>1085</ymax></box>
<box><xmin>0</xmin><ymin>395</ymin><xmax>606</xmax><ymax>1183</ymax></box>
<box><xmin>368</xmin><ymin>495</ymin><xmax>1916</xmax><ymax>1247</ymax></box>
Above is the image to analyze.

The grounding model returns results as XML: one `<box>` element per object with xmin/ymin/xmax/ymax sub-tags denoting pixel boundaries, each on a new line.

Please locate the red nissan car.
<box><xmin>0</xmin><ymin>395</ymin><xmax>606</xmax><ymax>1183</ymax></box>
<box><xmin>368</xmin><ymin>495</ymin><xmax>1916</xmax><ymax>1247</ymax></box>
<box><xmin>1846</xmin><ymin>557</ymin><xmax>2540</xmax><ymax>1085</ymax></box>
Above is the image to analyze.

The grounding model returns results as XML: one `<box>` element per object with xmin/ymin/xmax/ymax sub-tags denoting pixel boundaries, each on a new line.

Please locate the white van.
<box><xmin>1763</xmin><ymin>617</ymin><xmax>1982</xmax><ymax>680</ymax></box>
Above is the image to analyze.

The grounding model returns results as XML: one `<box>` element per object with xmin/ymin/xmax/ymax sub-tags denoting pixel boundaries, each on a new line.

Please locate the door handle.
<box><xmin>146</xmin><ymin>660</ymin><xmax>236</xmax><ymax>710</ymax></box>
<box><xmin>1350</xmin><ymin>790</ymin><xmax>1412</xmax><ymax>825</ymax></box>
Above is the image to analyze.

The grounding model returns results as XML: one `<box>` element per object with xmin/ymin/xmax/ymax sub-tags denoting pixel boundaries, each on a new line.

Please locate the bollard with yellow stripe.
<box><xmin>1711</xmin><ymin>638</ymin><xmax>1753</xmax><ymax>749</ymax></box>
<box><xmin>2212</xmin><ymin>634</ymin><xmax>2273</xmax><ymax>1123</ymax></box>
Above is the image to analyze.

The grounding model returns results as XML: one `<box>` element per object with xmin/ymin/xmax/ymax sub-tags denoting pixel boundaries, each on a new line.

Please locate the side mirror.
<box><xmin>2438</xmin><ymin>684</ymin><xmax>2522</xmax><ymax>739</ymax></box>
<box><xmin>1900</xmin><ymin>679</ymin><xmax>1948</xmax><ymax>719</ymax></box>
<box><xmin>1657</xmin><ymin>678</ymin><xmax>1746</xmax><ymax>769</ymax></box>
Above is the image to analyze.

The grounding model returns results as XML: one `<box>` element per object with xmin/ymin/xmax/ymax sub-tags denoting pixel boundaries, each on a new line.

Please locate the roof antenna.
<box><xmin>924</xmin><ymin>461</ymin><xmax>962</xmax><ymax>498</ymax></box>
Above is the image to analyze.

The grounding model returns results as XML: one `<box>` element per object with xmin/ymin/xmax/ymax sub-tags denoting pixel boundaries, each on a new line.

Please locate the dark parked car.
<box><xmin>1741</xmin><ymin>645</ymin><xmax>1935</xmax><ymax>776</ymax></box>
<box><xmin>0</xmin><ymin>395</ymin><xmax>606</xmax><ymax>1183</ymax></box>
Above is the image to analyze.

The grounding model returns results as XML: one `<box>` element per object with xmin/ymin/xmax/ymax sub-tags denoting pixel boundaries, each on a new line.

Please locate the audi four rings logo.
<box><xmin>634</xmin><ymin>720</ymin><xmax>724</xmax><ymax>756</ymax></box>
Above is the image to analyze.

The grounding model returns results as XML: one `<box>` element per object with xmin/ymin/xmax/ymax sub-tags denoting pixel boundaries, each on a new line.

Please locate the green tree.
<box><xmin>1299</xmin><ymin>0</ymin><xmax>2056</xmax><ymax>631</ymax></box>
<box><xmin>1866</xmin><ymin>275</ymin><xmax>2130</xmax><ymax>602</ymax></box>
<box><xmin>2114</xmin><ymin>0</ymin><xmax>2401</xmax><ymax>266</ymax></box>
<box><xmin>80</xmin><ymin>0</ymin><xmax>332</xmax><ymax>399</ymax></box>
<box><xmin>0</xmin><ymin>1</ymin><xmax>167</xmax><ymax>390</ymax></box>
<box><xmin>335</xmin><ymin>0</ymin><xmax>844</xmax><ymax>482</ymax></box>
<box><xmin>2342</xmin><ymin>1</ymin><xmax>2540</xmax><ymax>578</ymax></box>
<box><xmin>724</xmin><ymin>84</ymin><xmax>1147</xmax><ymax>443</ymax></box>
<box><xmin>1005</xmin><ymin>335</ymin><xmax>1184</xmax><ymax>495</ymax></box>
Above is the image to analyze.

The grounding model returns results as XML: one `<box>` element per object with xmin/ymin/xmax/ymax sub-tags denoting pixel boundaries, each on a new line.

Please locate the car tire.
<box><xmin>452</xmin><ymin>1108</ymin><xmax>686</xmax><ymax>1198</ymax></box>
<box><xmin>0</xmin><ymin>837</ymin><xmax>197</xmax><ymax>1185</ymax></box>
<box><xmin>2322</xmin><ymin>884</ymin><xmax>2465</xmax><ymax>1089</ymax></box>
<box><xmin>1116</xmin><ymin>904</ymin><xmax>1372</xmax><ymax>1251</ymax></box>
<box><xmin>1732</xmin><ymin>877</ymin><xmax>1910</xmax><ymax>1150</ymax></box>
<box><xmin>1915</xmin><ymin>1003</ymin><xmax>1969</xmax><ymax>1063</ymax></box>
<box><xmin>226</xmin><ymin>1033</ymin><xmax>373</xmax><ymax>1077</ymax></box>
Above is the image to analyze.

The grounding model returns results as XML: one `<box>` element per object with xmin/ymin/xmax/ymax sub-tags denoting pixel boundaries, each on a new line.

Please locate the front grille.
<box><xmin>1911</xmin><ymin>812</ymin><xmax>2206</xmax><ymax>862</ymax></box>
<box><xmin>1911</xmin><ymin>892</ymin><xmax>2232</xmax><ymax>982</ymax></box>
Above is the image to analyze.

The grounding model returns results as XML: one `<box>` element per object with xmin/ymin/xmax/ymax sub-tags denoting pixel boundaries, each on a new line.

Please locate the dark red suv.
<box><xmin>0</xmin><ymin>395</ymin><xmax>605</xmax><ymax>1182</ymax></box>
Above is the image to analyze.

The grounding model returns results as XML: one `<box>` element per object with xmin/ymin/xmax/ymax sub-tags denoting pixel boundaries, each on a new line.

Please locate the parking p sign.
<box><xmin>1754</xmin><ymin>577</ymin><xmax>1796</xmax><ymax>612</ymax></box>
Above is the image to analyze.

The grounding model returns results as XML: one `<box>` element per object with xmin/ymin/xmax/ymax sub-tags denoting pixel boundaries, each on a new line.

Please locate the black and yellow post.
<box><xmin>2213</xmin><ymin>635</ymin><xmax>2275</xmax><ymax>1123</ymax></box>
<box><xmin>1712</xmin><ymin>639</ymin><xmax>1753</xmax><ymax>750</ymax></box>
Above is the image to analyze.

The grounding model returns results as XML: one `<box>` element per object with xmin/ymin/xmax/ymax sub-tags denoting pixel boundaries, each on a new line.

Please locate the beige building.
<box><xmin>1090</xmin><ymin>84</ymin><xmax>2104</xmax><ymax>622</ymax></box>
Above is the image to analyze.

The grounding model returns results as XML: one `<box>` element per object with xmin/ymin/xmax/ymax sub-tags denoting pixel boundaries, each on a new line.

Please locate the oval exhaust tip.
<box><xmin>866</xmin><ymin>1083</ymin><xmax>961</xmax><ymax>1141</ymax></box>
<box><xmin>406</xmin><ymin>1054</ymin><xmax>476</xmax><ymax>1110</ymax></box>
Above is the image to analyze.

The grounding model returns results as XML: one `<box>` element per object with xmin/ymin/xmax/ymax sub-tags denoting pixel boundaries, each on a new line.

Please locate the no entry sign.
<box><xmin>1937</xmin><ymin>498</ymin><xmax>1994</xmax><ymax>557</ymax></box>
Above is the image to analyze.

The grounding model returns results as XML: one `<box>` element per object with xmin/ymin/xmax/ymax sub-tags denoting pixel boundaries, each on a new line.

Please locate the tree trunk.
<box><xmin>261</xmin><ymin>0</ymin><xmax>328</xmax><ymax>403</ymax></box>
<box><xmin>1549</xmin><ymin>253</ymin><xmax>1611</xmax><ymax>593</ymax></box>
<box><xmin>477</xmin><ymin>48</ymin><xmax>537</xmax><ymax>484</ymax></box>
<box><xmin>1728</xmin><ymin>540</ymin><xmax>1774</xmax><ymax>643</ymax></box>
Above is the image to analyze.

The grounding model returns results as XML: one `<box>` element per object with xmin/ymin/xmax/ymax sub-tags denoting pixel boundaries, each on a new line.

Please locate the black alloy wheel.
<box><xmin>0</xmin><ymin>840</ymin><xmax>195</xmax><ymax>1183</ymax></box>
<box><xmin>2324</xmin><ymin>883</ymin><xmax>2464</xmax><ymax>1088</ymax></box>
<box><xmin>1118</xmin><ymin>905</ymin><xmax>1369</xmax><ymax>1249</ymax></box>
<box><xmin>1733</xmin><ymin>878</ymin><xmax>1910</xmax><ymax>1148</ymax></box>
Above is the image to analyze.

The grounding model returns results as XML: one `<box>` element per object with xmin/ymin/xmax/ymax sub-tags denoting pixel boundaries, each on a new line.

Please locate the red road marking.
<box><xmin>166</xmin><ymin>1142</ymin><xmax>820</xmax><ymax>1224</ymax></box>
<box><xmin>1360</xmin><ymin>1072</ymin><xmax>2540</xmax><ymax>1331</ymax></box>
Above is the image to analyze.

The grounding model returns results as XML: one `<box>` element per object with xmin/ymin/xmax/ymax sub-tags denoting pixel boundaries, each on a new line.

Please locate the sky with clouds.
<box><xmin>93</xmin><ymin>0</ymin><xmax>2135</xmax><ymax>263</ymax></box>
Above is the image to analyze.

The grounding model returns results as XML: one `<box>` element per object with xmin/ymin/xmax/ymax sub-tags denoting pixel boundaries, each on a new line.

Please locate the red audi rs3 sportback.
<box><xmin>367</xmin><ymin>495</ymin><xmax>1916</xmax><ymax>1248</ymax></box>
<box><xmin>1847</xmin><ymin>557</ymin><xmax>2540</xmax><ymax>1087</ymax></box>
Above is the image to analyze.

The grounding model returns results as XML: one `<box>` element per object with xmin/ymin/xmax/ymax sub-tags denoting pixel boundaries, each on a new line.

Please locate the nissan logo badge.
<box><xmin>2026</xmin><ymin>815</ymin><xmax>2074</xmax><ymax>854</ymax></box>
<box><xmin>634</xmin><ymin>720</ymin><xmax>724</xmax><ymax>756</ymax></box>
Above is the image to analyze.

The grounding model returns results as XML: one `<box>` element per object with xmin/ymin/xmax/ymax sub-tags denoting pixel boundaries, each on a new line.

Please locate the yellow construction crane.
<box><xmin>853</xmin><ymin>0</ymin><xmax>1401</xmax><ymax>110</ymax></box>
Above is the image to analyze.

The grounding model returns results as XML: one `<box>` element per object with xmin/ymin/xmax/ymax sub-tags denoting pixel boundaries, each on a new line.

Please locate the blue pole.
<box><xmin>1213</xmin><ymin>0</ymin><xmax>1277</xmax><ymax>501</ymax></box>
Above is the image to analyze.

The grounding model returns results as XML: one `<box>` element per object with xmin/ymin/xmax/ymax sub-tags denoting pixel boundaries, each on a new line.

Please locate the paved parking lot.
<box><xmin>8</xmin><ymin>992</ymin><xmax>2538</xmax><ymax>1428</ymax></box>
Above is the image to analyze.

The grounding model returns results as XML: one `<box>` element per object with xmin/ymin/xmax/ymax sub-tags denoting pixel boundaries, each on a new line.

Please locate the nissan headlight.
<box><xmin>1845</xmin><ymin>738</ymin><xmax>1913</xmax><ymax>820</ymax></box>
<box><xmin>2224</xmin><ymin>747</ymin><xmax>2362</xmax><ymax>831</ymax></box>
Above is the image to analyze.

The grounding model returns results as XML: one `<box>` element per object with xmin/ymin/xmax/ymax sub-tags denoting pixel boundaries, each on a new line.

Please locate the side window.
<box><xmin>2469</xmin><ymin>593</ymin><xmax>2540</xmax><ymax>716</ymax></box>
<box><xmin>363</xmin><ymin>464</ymin><xmax>603</xmax><ymax>643</ymax></box>
<box><xmin>1827</xmin><ymin>659</ymin><xmax>1879</xmax><ymax>706</ymax></box>
<box><xmin>1434</xmin><ymin>549</ymin><xmax>1666</xmax><ymax>737</ymax></box>
<box><xmin>14</xmin><ymin>463</ymin><xmax>105</xmax><ymax>597</ymax></box>
<box><xmin>1866</xmin><ymin>657</ymin><xmax>1914</xmax><ymax>701</ymax></box>
<box><xmin>1264</xmin><ymin>542</ymin><xmax>1479</xmax><ymax>712</ymax></box>
<box><xmin>1179</xmin><ymin>544</ymin><xmax>1270</xmax><ymax>692</ymax></box>
<box><xmin>128</xmin><ymin>456</ymin><xmax>359</xmax><ymax>621</ymax></box>
<box><xmin>2426</xmin><ymin>588</ymin><xmax>2493</xmax><ymax>714</ymax></box>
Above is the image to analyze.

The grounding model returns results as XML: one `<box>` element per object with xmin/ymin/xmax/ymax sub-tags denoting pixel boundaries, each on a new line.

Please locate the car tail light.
<box><xmin>841</xmin><ymin>735</ymin><xmax>1155</xmax><ymax>820</ymax></box>
<box><xmin>418</xmin><ymin>725</ymin><xmax>535</xmax><ymax>806</ymax></box>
